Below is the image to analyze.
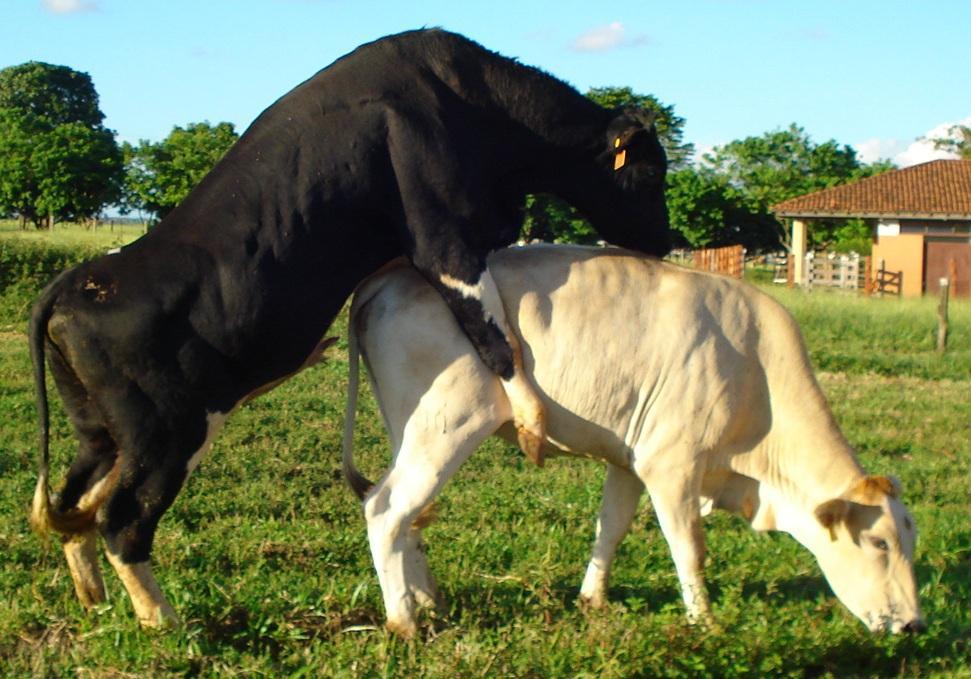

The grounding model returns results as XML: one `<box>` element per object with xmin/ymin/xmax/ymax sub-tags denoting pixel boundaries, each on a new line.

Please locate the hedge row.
<box><xmin>0</xmin><ymin>240</ymin><xmax>103</xmax><ymax>327</ymax></box>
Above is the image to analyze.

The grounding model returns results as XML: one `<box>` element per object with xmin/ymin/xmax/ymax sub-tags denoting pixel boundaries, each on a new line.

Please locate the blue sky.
<box><xmin>4</xmin><ymin>0</ymin><xmax>970</xmax><ymax>167</ymax></box>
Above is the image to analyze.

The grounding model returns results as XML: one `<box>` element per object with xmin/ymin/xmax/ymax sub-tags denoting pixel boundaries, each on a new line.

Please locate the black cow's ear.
<box><xmin>625</xmin><ymin>106</ymin><xmax>656</xmax><ymax>131</ymax></box>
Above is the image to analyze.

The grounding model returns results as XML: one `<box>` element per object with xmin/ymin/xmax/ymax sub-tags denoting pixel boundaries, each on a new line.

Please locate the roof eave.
<box><xmin>772</xmin><ymin>210</ymin><xmax>971</xmax><ymax>221</ymax></box>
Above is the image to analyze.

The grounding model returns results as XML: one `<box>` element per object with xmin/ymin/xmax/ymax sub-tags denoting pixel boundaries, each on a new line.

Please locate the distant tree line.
<box><xmin>0</xmin><ymin>62</ymin><xmax>239</xmax><ymax>229</ymax></box>
<box><xmin>4</xmin><ymin>61</ymin><xmax>963</xmax><ymax>252</ymax></box>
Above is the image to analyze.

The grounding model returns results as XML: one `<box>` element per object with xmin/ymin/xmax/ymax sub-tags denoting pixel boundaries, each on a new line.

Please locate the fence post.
<box><xmin>937</xmin><ymin>277</ymin><xmax>950</xmax><ymax>352</ymax></box>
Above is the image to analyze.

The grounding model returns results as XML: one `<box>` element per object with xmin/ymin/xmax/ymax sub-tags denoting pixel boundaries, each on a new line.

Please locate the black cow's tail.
<box><xmin>28</xmin><ymin>278</ymin><xmax>119</xmax><ymax>538</ymax></box>
<box><xmin>341</xmin><ymin>295</ymin><xmax>375</xmax><ymax>501</ymax></box>
<box><xmin>28</xmin><ymin>286</ymin><xmax>57</xmax><ymax>537</ymax></box>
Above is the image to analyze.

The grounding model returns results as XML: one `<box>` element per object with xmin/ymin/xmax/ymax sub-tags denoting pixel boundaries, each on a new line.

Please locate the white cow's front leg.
<box><xmin>640</xmin><ymin>467</ymin><xmax>711</xmax><ymax>622</ymax></box>
<box><xmin>579</xmin><ymin>465</ymin><xmax>644</xmax><ymax>609</ymax></box>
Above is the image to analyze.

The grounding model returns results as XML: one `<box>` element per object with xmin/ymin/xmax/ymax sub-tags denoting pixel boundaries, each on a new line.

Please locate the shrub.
<box><xmin>0</xmin><ymin>239</ymin><xmax>101</xmax><ymax>327</ymax></box>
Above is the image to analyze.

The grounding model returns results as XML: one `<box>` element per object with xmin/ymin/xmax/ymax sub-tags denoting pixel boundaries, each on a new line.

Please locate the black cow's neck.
<box><xmin>452</xmin><ymin>44</ymin><xmax>608</xmax><ymax>157</ymax></box>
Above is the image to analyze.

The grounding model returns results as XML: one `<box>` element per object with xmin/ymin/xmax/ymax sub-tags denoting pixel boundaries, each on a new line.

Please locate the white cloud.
<box><xmin>856</xmin><ymin>116</ymin><xmax>970</xmax><ymax>167</ymax></box>
<box><xmin>570</xmin><ymin>22</ymin><xmax>649</xmax><ymax>53</ymax></box>
<box><xmin>855</xmin><ymin>138</ymin><xmax>906</xmax><ymax>164</ymax></box>
<box><xmin>42</xmin><ymin>0</ymin><xmax>99</xmax><ymax>14</ymax></box>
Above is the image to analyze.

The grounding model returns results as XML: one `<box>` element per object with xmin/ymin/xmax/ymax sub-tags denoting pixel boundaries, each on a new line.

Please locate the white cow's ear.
<box><xmin>846</xmin><ymin>475</ymin><xmax>899</xmax><ymax>505</ymax></box>
<box><xmin>814</xmin><ymin>498</ymin><xmax>849</xmax><ymax>537</ymax></box>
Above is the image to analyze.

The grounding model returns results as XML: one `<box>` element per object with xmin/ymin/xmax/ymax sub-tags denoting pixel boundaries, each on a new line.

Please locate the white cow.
<box><xmin>342</xmin><ymin>244</ymin><xmax>924</xmax><ymax>638</ymax></box>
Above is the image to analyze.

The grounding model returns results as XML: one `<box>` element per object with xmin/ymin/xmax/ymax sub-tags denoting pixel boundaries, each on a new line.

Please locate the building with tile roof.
<box><xmin>772</xmin><ymin>160</ymin><xmax>971</xmax><ymax>297</ymax></box>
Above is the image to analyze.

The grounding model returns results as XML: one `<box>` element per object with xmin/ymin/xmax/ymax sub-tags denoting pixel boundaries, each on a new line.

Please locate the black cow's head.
<box><xmin>595</xmin><ymin>108</ymin><xmax>670</xmax><ymax>256</ymax></box>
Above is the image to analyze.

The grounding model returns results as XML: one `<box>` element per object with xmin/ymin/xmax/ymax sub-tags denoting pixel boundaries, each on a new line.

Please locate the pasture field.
<box><xmin>0</xmin><ymin>220</ymin><xmax>147</xmax><ymax>250</ymax></box>
<box><xmin>0</xmin><ymin>232</ymin><xmax>968</xmax><ymax>676</ymax></box>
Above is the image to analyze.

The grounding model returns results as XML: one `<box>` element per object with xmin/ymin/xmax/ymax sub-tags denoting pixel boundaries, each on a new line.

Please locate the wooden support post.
<box><xmin>791</xmin><ymin>219</ymin><xmax>807</xmax><ymax>286</ymax></box>
<box><xmin>937</xmin><ymin>277</ymin><xmax>950</xmax><ymax>353</ymax></box>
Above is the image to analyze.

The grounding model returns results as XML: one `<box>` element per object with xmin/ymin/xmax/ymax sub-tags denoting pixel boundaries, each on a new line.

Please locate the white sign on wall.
<box><xmin>877</xmin><ymin>220</ymin><xmax>900</xmax><ymax>237</ymax></box>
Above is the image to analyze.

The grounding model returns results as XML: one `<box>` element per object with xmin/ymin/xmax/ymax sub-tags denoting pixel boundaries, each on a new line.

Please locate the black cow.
<box><xmin>29</xmin><ymin>28</ymin><xmax>669</xmax><ymax>626</ymax></box>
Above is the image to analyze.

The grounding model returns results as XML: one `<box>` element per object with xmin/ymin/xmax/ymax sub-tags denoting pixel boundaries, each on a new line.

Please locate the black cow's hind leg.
<box><xmin>37</xmin><ymin>352</ymin><xmax>121</xmax><ymax>608</ymax></box>
<box><xmin>52</xmin><ymin>445</ymin><xmax>120</xmax><ymax>609</ymax></box>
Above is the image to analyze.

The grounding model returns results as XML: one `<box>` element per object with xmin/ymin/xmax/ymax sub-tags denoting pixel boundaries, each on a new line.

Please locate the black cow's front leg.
<box><xmin>385</xmin><ymin>107</ymin><xmax>546</xmax><ymax>463</ymax></box>
<box><xmin>99</xmin><ymin>458</ymin><xmax>184</xmax><ymax>627</ymax></box>
<box><xmin>412</xmin><ymin>251</ymin><xmax>547</xmax><ymax>466</ymax></box>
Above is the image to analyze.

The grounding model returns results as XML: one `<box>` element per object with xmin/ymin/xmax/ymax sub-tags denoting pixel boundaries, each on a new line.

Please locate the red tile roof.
<box><xmin>771</xmin><ymin>159</ymin><xmax>971</xmax><ymax>219</ymax></box>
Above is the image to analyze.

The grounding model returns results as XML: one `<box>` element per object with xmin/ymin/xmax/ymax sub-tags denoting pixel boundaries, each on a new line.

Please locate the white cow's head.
<box><xmin>809</xmin><ymin>475</ymin><xmax>924</xmax><ymax>633</ymax></box>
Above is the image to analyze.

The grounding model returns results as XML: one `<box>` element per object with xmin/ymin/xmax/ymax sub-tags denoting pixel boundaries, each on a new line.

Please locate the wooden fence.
<box><xmin>692</xmin><ymin>245</ymin><xmax>744</xmax><ymax>279</ymax></box>
<box><xmin>872</xmin><ymin>261</ymin><xmax>903</xmax><ymax>297</ymax></box>
<box><xmin>766</xmin><ymin>252</ymin><xmax>903</xmax><ymax>296</ymax></box>
<box><xmin>805</xmin><ymin>252</ymin><xmax>867</xmax><ymax>291</ymax></box>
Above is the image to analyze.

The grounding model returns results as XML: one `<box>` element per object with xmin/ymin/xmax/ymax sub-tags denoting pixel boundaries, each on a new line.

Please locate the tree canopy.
<box><xmin>930</xmin><ymin>124</ymin><xmax>971</xmax><ymax>159</ymax></box>
<box><xmin>701</xmin><ymin>124</ymin><xmax>893</xmax><ymax>251</ymax></box>
<box><xmin>0</xmin><ymin>61</ymin><xmax>106</xmax><ymax>128</ymax></box>
<box><xmin>0</xmin><ymin>62</ymin><xmax>122</xmax><ymax>227</ymax></box>
<box><xmin>121</xmin><ymin>121</ymin><xmax>238</xmax><ymax>221</ymax></box>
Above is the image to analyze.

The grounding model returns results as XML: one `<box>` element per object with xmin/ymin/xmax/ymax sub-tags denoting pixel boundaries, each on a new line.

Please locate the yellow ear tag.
<box><xmin>614</xmin><ymin>149</ymin><xmax>627</xmax><ymax>170</ymax></box>
<box><xmin>614</xmin><ymin>137</ymin><xmax>621</xmax><ymax>148</ymax></box>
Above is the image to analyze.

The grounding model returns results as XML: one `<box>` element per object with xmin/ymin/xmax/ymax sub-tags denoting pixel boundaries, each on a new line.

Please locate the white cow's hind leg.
<box><xmin>364</xmin><ymin>388</ymin><xmax>505</xmax><ymax>637</ymax></box>
<box><xmin>579</xmin><ymin>465</ymin><xmax>644</xmax><ymax>609</ymax></box>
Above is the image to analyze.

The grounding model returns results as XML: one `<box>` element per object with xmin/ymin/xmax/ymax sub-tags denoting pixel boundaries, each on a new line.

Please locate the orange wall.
<box><xmin>872</xmin><ymin>233</ymin><xmax>925</xmax><ymax>297</ymax></box>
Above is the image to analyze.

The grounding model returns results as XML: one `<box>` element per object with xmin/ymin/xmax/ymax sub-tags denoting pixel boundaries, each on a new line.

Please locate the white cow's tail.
<box><xmin>342</xmin><ymin>301</ymin><xmax>375</xmax><ymax>501</ymax></box>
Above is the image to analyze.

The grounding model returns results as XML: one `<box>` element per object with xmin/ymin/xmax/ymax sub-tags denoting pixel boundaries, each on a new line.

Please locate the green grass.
<box><xmin>0</xmin><ymin>236</ymin><xmax>969</xmax><ymax>676</ymax></box>
<box><xmin>765</xmin><ymin>286</ymin><xmax>971</xmax><ymax>381</ymax></box>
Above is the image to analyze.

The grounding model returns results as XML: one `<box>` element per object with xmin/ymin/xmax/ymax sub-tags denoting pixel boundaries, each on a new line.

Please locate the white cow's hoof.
<box><xmin>385</xmin><ymin>617</ymin><xmax>418</xmax><ymax>639</ymax></box>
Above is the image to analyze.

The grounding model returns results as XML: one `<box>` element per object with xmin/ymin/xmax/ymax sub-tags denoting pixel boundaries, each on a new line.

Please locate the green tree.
<box><xmin>522</xmin><ymin>87</ymin><xmax>690</xmax><ymax>243</ymax></box>
<box><xmin>703</xmin><ymin>124</ymin><xmax>891</xmax><ymax>251</ymax></box>
<box><xmin>0</xmin><ymin>62</ymin><xmax>122</xmax><ymax>228</ymax></box>
<box><xmin>121</xmin><ymin>121</ymin><xmax>238</xmax><ymax>221</ymax></box>
<box><xmin>929</xmin><ymin>124</ymin><xmax>971</xmax><ymax>159</ymax></box>
<box><xmin>664</xmin><ymin>167</ymin><xmax>781</xmax><ymax>250</ymax></box>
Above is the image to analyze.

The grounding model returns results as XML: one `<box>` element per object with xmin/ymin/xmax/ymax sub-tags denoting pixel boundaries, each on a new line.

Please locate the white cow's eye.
<box><xmin>870</xmin><ymin>537</ymin><xmax>889</xmax><ymax>551</ymax></box>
